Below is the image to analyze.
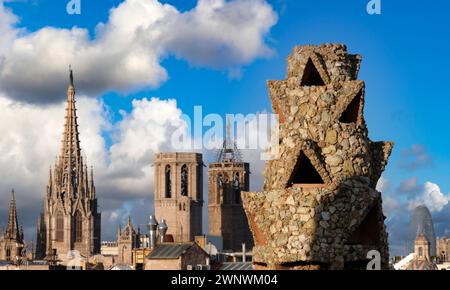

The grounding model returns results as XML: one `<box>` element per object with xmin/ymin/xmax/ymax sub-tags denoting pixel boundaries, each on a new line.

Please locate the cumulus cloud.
<box><xmin>102</xmin><ymin>97</ymin><xmax>192</xmax><ymax>199</ymax></box>
<box><xmin>376</xmin><ymin>175</ymin><xmax>390</xmax><ymax>193</ymax></box>
<box><xmin>383</xmin><ymin>196</ymin><xmax>400</xmax><ymax>217</ymax></box>
<box><xmin>0</xmin><ymin>1</ymin><xmax>19</xmax><ymax>55</ymax></box>
<box><xmin>398</xmin><ymin>144</ymin><xmax>433</xmax><ymax>171</ymax></box>
<box><xmin>0</xmin><ymin>0</ymin><xmax>277</xmax><ymax>104</ymax></box>
<box><xmin>408</xmin><ymin>182</ymin><xmax>450</xmax><ymax>212</ymax></box>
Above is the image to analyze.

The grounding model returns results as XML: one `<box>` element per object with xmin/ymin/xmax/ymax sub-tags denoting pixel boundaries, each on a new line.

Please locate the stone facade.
<box><xmin>242</xmin><ymin>44</ymin><xmax>393</xmax><ymax>270</ymax></box>
<box><xmin>36</xmin><ymin>69</ymin><xmax>101</xmax><ymax>262</ymax></box>
<box><xmin>414</xmin><ymin>234</ymin><xmax>431</xmax><ymax>261</ymax></box>
<box><xmin>437</xmin><ymin>237</ymin><xmax>450</xmax><ymax>262</ymax></box>
<box><xmin>208</xmin><ymin>162</ymin><xmax>253</xmax><ymax>251</ymax></box>
<box><xmin>117</xmin><ymin>217</ymin><xmax>140</xmax><ymax>266</ymax></box>
<box><xmin>0</xmin><ymin>190</ymin><xmax>25</xmax><ymax>261</ymax></box>
<box><xmin>154</xmin><ymin>153</ymin><xmax>203</xmax><ymax>242</ymax></box>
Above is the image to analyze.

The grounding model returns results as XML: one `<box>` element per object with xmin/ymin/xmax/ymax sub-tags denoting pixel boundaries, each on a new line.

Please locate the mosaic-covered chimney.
<box><xmin>242</xmin><ymin>44</ymin><xmax>393</xmax><ymax>270</ymax></box>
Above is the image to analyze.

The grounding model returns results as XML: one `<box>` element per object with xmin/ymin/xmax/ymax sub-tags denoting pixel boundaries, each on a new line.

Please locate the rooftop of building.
<box><xmin>146</xmin><ymin>242</ymin><xmax>202</xmax><ymax>260</ymax></box>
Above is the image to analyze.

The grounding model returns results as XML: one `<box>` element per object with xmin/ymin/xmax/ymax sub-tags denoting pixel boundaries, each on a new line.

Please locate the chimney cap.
<box><xmin>148</xmin><ymin>215</ymin><xmax>158</xmax><ymax>227</ymax></box>
<box><xmin>158</xmin><ymin>219</ymin><xmax>168</xmax><ymax>231</ymax></box>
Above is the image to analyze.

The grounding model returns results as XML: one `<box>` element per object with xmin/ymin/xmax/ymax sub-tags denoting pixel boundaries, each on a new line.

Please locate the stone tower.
<box><xmin>242</xmin><ymin>44</ymin><xmax>393</xmax><ymax>270</ymax></box>
<box><xmin>154</xmin><ymin>153</ymin><xmax>203</xmax><ymax>242</ymax></box>
<box><xmin>37</xmin><ymin>68</ymin><xmax>101</xmax><ymax>261</ymax></box>
<box><xmin>117</xmin><ymin>216</ymin><xmax>140</xmax><ymax>266</ymax></box>
<box><xmin>208</xmin><ymin>120</ymin><xmax>253</xmax><ymax>251</ymax></box>
<box><xmin>0</xmin><ymin>190</ymin><xmax>25</xmax><ymax>261</ymax></box>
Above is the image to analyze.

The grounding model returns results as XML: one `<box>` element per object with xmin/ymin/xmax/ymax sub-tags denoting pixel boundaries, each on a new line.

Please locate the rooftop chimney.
<box><xmin>158</xmin><ymin>219</ymin><xmax>168</xmax><ymax>244</ymax></box>
<box><xmin>148</xmin><ymin>215</ymin><xmax>158</xmax><ymax>249</ymax></box>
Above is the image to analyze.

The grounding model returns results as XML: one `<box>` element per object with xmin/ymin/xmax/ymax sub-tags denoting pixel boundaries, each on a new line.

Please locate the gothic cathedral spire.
<box><xmin>6</xmin><ymin>189</ymin><xmax>20</xmax><ymax>241</ymax></box>
<box><xmin>37</xmin><ymin>67</ymin><xmax>101</xmax><ymax>261</ymax></box>
<box><xmin>58</xmin><ymin>67</ymin><xmax>82</xmax><ymax>199</ymax></box>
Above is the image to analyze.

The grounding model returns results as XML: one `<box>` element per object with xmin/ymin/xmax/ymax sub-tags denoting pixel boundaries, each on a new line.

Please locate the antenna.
<box><xmin>215</xmin><ymin>116</ymin><xmax>243</xmax><ymax>163</ymax></box>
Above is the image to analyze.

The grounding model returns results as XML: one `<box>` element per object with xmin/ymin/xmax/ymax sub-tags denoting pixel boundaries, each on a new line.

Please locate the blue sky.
<box><xmin>1</xmin><ymin>0</ymin><xmax>450</xmax><ymax>255</ymax></box>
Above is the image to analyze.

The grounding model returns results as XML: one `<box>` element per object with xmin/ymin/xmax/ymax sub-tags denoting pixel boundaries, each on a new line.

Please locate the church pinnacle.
<box><xmin>58</xmin><ymin>67</ymin><xmax>83</xmax><ymax>199</ymax></box>
<box><xmin>6</xmin><ymin>189</ymin><xmax>20</xmax><ymax>241</ymax></box>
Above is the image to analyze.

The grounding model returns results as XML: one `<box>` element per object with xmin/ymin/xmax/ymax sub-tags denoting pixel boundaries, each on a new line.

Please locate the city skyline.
<box><xmin>0</xmin><ymin>0</ymin><xmax>449</xmax><ymax>258</ymax></box>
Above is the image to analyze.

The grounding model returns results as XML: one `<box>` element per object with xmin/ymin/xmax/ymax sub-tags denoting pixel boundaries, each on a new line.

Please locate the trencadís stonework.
<box><xmin>242</xmin><ymin>44</ymin><xmax>393</xmax><ymax>270</ymax></box>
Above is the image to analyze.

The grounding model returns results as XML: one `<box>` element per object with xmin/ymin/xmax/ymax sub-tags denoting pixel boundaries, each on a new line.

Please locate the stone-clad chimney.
<box><xmin>242</xmin><ymin>44</ymin><xmax>393</xmax><ymax>270</ymax></box>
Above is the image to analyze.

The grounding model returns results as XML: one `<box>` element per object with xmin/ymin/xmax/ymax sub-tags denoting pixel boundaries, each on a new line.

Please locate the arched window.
<box><xmin>74</xmin><ymin>212</ymin><xmax>83</xmax><ymax>242</ymax></box>
<box><xmin>217</xmin><ymin>174</ymin><xmax>224</xmax><ymax>204</ymax></box>
<box><xmin>233</xmin><ymin>173</ymin><xmax>241</xmax><ymax>204</ymax></box>
<box><xmin>5</xmin><ymin>248</ymin><xmax>11</xmax><ymax>261</ymax></box>
<box><xmin>419</xmin><ymin>247</ymin><xmax>423</xmax><ymax>257</ymax></box>
<box><xmin>181</xmin><ymin>165</ymin><xmax>188</xmax><ymax>197</ymax></box>
<box><xmin>56</xmin><ymin>212</ymin><xmax>64</xmax><ymax>242</ymax></box>
<box><xmin>165</xmin><ymin>165</ymin><xmax>172</xmax><ymax>198</ymax></box>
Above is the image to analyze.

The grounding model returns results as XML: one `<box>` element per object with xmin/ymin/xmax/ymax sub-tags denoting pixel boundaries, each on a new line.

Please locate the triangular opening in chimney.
<box><xmin>346</xmin><ymin>205</ymin><xmax>380</xmax><ymax>246</ymax></box>
<box><xmin>300</xmin><ymin>58</ymin><xmax>325</xmax><ymax>86</ymax></box>
<box><xmin>339</xmin><ymin>90</ymin><xmax>362</xmax><ymax>124</ymax></box>
<box><xmin>288</xmin><ymin>151</ymin><xmax>324</xmax><ymax>186</ymax></box>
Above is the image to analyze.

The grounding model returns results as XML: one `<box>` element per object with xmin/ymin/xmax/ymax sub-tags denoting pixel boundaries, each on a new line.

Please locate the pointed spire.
<box><xmin>58</xmin><ymin>67</ymin><xmax>82</xmax><ymax>200</ymax></box>
<box><xmin>6</xmin><ymin>189</ymin><xmax>20</xmax><ymax>240</ymax></box>
<box><xmin>127</xmin><ymin>215</ymin><xmax>132</xmax><ymax>226</ymax></box>
<box><xmin>69</xmin><ymin>65</ymin><xmax>74</xmax><ymax>88</ymax></box>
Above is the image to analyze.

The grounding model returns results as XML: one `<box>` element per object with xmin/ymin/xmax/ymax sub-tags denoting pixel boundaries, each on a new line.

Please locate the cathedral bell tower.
<box><xmin>154</xmin><ymin>153</ymin><xmax>203</xmax><ymax>243</ymax></box>
<box><xmin>208</xmin><ymin>119</ymin><xmax>253</xmax><ymax>251</ymax></box>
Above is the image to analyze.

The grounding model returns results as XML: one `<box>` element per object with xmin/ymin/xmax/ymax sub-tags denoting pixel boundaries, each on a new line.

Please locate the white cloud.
<box><xmin>103</xmin><ymin>97</ymin><xmax>192</xmax><ymax>198</ymax></box>
<box><xmin>408</xmin><ymin>182</ymin><xmax>450</xmax><ymax>212</ymax></box>
<box><xmin>0</xmin><ymin>1</ymin><xmax>19</xmax><ymax>55</ymax></box>
<box><xmin>0</xmin><ymin>0</ymin><xmax>277</xmax><ymax>104</ymax></box>
<box><xmin>383</xmin><ymin>195</ymin><xmax>400</xmax><ymax>217</ymax></box>
<box><xmin>376</xmin><ymin>175</ymin><xmax>390</xmax><ymax>192</ymax></box>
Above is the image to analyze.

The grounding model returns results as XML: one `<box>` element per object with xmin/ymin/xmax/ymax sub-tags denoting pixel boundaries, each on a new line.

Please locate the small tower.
<box><xmin>415</xmin><ymin>234</ymin><xmax>431</xmax><ymax>261</ymax></box>
<box><xmin>117</xmin><ymin>216</ymin><xmax>139</xmax><ymax>266</ymax></box>
<box><xmin>0</xmin><ymin>190</ymin><xmax>25</xmax><ymax>261</ymax></box>
<box><xmin>154</xmin><ymin>152</ymin><xmax>203</xmax><ymax>242</ymax></box>
<box><xmin>406</xmin><ymin>233</ymin><xmax>438</xmax><ymax>270</ymax></box>
<box><xmin>208</xmin><ymin>118</ymin><xmax>253</xmax><ymax>251</ymax></box>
